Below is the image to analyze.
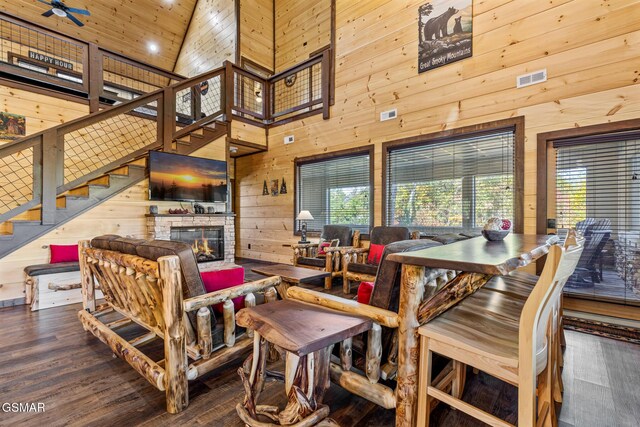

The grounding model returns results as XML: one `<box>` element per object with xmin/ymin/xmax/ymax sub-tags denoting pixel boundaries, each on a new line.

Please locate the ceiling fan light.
<box><xmin>52</xmin><ymin>8</ymin><xmax>67</xmax><ymax>17</ymax></box>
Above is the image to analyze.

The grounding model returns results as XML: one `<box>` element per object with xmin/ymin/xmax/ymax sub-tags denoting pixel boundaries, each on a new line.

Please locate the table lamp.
<box><xmin>296</xmin><ymin>210</ymin><xmax>314</xmax><ymax>244</ymax></box>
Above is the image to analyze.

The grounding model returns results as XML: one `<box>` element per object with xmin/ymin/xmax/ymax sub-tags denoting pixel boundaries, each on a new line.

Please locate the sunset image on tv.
<box><xmin>149</xmin><ymin>151</ymin><xmax>227</xmax><ymax>203</ymax></box>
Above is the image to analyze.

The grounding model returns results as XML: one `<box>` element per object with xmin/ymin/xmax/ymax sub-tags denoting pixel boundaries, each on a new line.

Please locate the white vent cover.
<box><xmin>516</xmin><ymin>69</ymin><xmax>547</xmax><ymax>88</ymax></box>
<box><xmin>380</xmin><ymin>108</ymin><xmax>398</xmax><ymax>122</ymax></box>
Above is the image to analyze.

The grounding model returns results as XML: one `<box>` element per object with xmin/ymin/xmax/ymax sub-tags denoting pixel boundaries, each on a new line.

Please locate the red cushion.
<box><xmin>50</xmin><ymin>244</ymin><xmax>79</xmax><ymax>264</ymax></box>
<box><xmin>200</xmin><ymin>267</ymin><xmax>245</xmax><ymax>313</ymax></box>
<box><xmin>317</xmin><ymin>242</ymin><xmax>331</xmax><ymax>255</ymax></box>
<box><xmin>367</xmin><ymin>243</ymin><xmax>385</xmax><ymax>265</ymax></box>
<box><xmin>357</xmin><ymin>281</ymin><xmax>374</xmax><ymax>305</ymax></box>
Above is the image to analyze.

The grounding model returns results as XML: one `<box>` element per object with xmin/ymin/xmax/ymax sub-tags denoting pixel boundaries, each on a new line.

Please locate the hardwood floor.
<box><xmin>0</xmin><ymin>260</ymin><xmax>638</xmax><ymax>426</ymax></box>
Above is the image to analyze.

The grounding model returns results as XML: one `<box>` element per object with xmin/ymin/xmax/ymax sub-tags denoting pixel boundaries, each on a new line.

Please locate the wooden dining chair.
<box><xmin>417</xmin><ymin>235</ymin><xmax>583</xmax><ymax>427</ymax></box>
<box><xmin>480</xmin><ymin>230</ymin><xmax>582</xmax><ymax>406</ymax></box>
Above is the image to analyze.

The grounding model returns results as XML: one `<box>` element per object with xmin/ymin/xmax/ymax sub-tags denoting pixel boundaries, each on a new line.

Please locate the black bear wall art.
<box><xmin>418</xmin><ymin>0</ymin><xmax>473</xmax><ymax>73</ymax></box>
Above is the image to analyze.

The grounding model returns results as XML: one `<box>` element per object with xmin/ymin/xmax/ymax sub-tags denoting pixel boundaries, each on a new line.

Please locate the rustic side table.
<box><xmin>235</xmin><ymin>299</ymin><xmax>372</xmax><ymax>426</ymax></box>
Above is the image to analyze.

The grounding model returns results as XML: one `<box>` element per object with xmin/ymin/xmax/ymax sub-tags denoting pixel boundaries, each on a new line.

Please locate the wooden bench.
<box><xmin>25</xmin><ymin>262</ymin><xmax>105</xmax><ymax>311</ymax></box>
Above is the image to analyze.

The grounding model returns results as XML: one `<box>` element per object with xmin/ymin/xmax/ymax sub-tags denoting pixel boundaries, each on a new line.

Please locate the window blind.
<box><xmin>296</xmin><ymin>151</ymin><xmax>372</xmax><ymax>234</ymax></box>
<box><xmin>554</xmin><ymin>132</ymin><xmax>640</xmax><ymax>304</ymax></box>
<box><xmin>385</xmin><ymin>130</ymin><xmax>515</xmax><ymax>232</ymax></box>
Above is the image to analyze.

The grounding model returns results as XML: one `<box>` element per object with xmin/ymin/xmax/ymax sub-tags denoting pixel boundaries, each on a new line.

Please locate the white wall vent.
<box><xmin>284</xmin><ymin>135</ymin><xmax>294</xmax><ymax>144</ymax></box>
<box><xmin>516</xmin><ymin>69</ymin><xmax>547</xmax><ymax>88</ymax></box>
<box><xmin>380</xmin><ymin>108</ymin><xmax>398</xmax><ymax>122</ymax></box>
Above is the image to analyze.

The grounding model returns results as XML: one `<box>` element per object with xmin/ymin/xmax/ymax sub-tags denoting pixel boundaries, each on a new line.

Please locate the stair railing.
<box><xmin>0</xmin><ymin>52</ymin><xmax>332</xmax><ymax>227</ymax></box>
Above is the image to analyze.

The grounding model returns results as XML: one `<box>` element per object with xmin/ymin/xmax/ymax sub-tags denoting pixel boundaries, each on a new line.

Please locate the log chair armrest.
<box><xmin>183</xmin><ymin>276</ymin><xmax>282</xmax><ymax>313</ymax></box>
<box><xmin>286</xmin><ymin>286</ymin><xmax>398</xmax><ymax>328</ymax></box>
<box><xmin>324</xmin><ymin>246</ymin><xmax>353</xmax><ymax>254</ymax></box>
<box><xmin>292</xmin><ymin>243</ymin><xmax>320</xmax><ymax>261</ymax></box>
<box><xmin>340</xmin><ymin>247</ymin><xmax>368</xmax><ymax>255</ymax></box>
<box><xmin>291</xmin><ymin>243</ymin><xmax>319</xmax><ymax>250</ymax></box>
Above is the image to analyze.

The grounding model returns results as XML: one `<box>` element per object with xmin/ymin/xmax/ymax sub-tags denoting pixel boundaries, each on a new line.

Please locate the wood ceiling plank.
<box><xmin>0</xmin><ymin>0</ymin><xmax>199</xmax><ymax>71</ymax></box>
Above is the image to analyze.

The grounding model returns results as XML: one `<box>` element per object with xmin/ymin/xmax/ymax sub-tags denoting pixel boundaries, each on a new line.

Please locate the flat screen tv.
<box><xmin>148</xmin><ymin>151</ymin><xmax>227</xmax><ymax>203</ymax></box>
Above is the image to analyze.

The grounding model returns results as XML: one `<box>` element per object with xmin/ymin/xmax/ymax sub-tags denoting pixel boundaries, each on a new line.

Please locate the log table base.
<box><xmin>237</xmin><ymin>334</ymin><xmax>337</xmax><ymax>427</ymax></box>
<box><xmin>235</xmin><ymin>299</ymin><xmax>372</xmax><ymax>426</ymax></box>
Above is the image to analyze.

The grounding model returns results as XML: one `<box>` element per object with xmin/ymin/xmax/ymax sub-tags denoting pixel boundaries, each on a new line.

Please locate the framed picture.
<box><xmin>418</xmin><ymin>0</ymin><xmax>473</xmax><ymax>73</ymax></box>
<box><xmin>0</xmin><ymin>112</ymin><xmax>26</xmax><ymax>141</ymax></box>
<box><xmin>271</xmin><ymin>179</ymin><xmax>279</xmax><ymax>196</ymax></box>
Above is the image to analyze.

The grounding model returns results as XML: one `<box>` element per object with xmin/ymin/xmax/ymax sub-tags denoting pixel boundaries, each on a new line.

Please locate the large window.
<box><xmin>295</xmin><ymin>148</ymin><xmax>373</xmax><ymax>234</ymax></box>
<box><xmin>385</xmin><ymin>128</ymin><xmax>517</xmax><ymax>233</ymax></box>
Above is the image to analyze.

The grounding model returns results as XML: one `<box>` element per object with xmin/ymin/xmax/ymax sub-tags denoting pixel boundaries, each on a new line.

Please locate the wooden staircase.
<box><xmin>0</xmin><ymin>121</ymin><xmax>227</xmax><ymax>259</ymax></box>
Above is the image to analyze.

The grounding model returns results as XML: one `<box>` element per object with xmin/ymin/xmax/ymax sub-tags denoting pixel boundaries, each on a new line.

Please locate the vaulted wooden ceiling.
<box><xmin>0</xmin><ymin>0</ymin><xmax>199</xmax><ymax>71</ymax></box>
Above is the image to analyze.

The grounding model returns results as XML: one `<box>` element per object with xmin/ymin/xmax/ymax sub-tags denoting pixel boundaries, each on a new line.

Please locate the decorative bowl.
<box><xmin>482</xmin><ymin>229</ymin><xmax>510</xmax><ymax>241</ymax></box>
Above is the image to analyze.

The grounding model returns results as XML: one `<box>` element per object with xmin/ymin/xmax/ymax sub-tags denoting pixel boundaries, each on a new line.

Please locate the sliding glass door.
<box><xmin>553</xmin><ymin>131</ymin><xmax>640</xmax><ymax>305</ymax></box>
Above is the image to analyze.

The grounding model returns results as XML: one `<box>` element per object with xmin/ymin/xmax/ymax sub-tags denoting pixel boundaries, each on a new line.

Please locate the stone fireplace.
<box><xmin>146</xmin><ymin>214</ymin><xmax>235</xmax><ymax>267</ymax></box>
<box><xmin>170</xmin><ymin>226</ymin><xmax>224</xmax><ymax>263</ymax></box>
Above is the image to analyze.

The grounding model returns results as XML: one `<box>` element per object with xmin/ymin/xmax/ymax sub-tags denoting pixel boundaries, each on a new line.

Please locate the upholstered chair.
<box><xmin>292</xmin><ymin>225</ymin><xmax>361</xmax><ymax>289</ymax></box>
<box><xmin>341</xmin><ymin>226</ymin><xmax>419</xmax><ymax>294</ymax></box>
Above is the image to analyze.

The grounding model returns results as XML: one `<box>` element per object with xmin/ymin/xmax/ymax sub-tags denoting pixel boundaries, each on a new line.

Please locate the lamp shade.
<box><xmin>296</xmin><ymin>210</ymin><xmax>314</xmax><ymax>221</ymax></box>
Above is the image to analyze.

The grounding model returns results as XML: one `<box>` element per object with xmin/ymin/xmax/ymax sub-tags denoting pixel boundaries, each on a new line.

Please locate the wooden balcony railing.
<box><xmin>0</xmin><ymin>12</ymin><xmax>185</xmax><ymax>111</ymax></box>
<box><xmin>0</xmin><ymin>12</ymin><xmax>332</xmax><ymax>227</ymax></box>
<box><xmin>0</xmin><ymin>11</ymin><xmax>330</xmax><ymax>126</ymax></box>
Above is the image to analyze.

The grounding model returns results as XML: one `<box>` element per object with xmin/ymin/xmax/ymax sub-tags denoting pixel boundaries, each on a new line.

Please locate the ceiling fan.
<box><xmin>38</xmin><ymin>0</ymin><xmax>90</xmax><ymax>27</ymax></box>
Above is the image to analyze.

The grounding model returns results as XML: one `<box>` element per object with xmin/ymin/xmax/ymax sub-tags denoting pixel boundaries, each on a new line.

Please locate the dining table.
<box><xmin>385</xmin><ymin>233</ymin><xmax>559</xmax><ymax>427</ymax></box>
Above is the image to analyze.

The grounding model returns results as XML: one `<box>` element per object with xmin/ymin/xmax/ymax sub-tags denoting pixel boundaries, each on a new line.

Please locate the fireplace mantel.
<box><xmin>146</xmin><ymin>213</ymin><xmax>235</xmax><ymax>267</ymax></box>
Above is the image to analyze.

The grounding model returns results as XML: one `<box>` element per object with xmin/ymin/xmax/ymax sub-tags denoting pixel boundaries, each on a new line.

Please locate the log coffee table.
<box><xmin>251</xmin><ymin>264</ymin><xmax>331</xmax><ymax>298</ymax></box>
<box><xmin>236</xmin><ymin>299</ymin><xmax>372</xmax><ymax>426</ymax></box>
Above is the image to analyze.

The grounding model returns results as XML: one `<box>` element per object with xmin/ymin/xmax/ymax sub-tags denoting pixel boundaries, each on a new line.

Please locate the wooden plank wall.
<box><xmin>0</xmin><ymin>137</ymin><xmax>227</xmax><ymax>302</ymax></box>
<box><xmin>239</xmin><ymin>0</ymin><xmax>274</xmax><ymax>71</ymax></box>
<box><xmin>0</xmin><ymin>0</ymin><xmax>197</xmax><ymax>71</ymax></box>
<box><xmin>274</xmin><ymin>0</ymin><xmax>331</xmax><ymax>72</ymax></box>
<box><xmin>173</xmin><ymin>0</ymin><xmax>237</xmax><ymax>76</ymax></box>
<box><xmin>235</xmin><ymin>0</ymin><xmax>640</xmax><ymax>263</ymax></box>
<box><xmin>275</xmin><ymin>0</ymin><xmax>330</xmax><ymax>72</ymax></box>
<box><xmin>0</xmin><ymin>85</ymin><xmax>88</xmax><ymax>143</ymax></box>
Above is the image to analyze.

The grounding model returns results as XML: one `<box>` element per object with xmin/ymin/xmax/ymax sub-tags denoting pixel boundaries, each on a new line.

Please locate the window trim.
<box><xmin>294</xmin><ymin>145</ymin><xmax>375</xmax><ymax>239</ymax></box>
<box><xmin>382</xmin><ymin>117</ymin><xmax>525</xmax><ymax>234</ymax></box>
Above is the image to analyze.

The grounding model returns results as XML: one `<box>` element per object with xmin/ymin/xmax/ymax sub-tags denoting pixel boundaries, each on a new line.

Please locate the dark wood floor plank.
<box><xmin>0</xmin><ymin>260</ymin><xmax>638</xmax><ymax>426</ymax></box>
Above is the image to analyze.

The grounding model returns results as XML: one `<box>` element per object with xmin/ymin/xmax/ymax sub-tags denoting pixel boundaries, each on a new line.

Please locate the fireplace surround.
<box><xmin>146</xmin><ymin>213</ymin><xmax>235</xmax><ymax>267</ymax></box>
<box><xmin>170</xmin><ymin>226</ymin><xmax>224</xmax><ymax>263</ymax></box>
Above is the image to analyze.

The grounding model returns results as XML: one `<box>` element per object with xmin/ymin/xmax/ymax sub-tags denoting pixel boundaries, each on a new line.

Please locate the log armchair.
<box><xmin>341</xmin><ymin>226</ymin><xmax>420</xmax><ymax>294</ymax></box>
<box><xmin>292</xmin><ymin>225</ymin><xmax>361</xmax><ymax>289</ymax></box>
<box><xmin>77</xmin><ymin>235</ymin><xmax>281</xmax><ymax>414</ymax></box>
<box><xmin>285</xmin><ymin>239</ymin><xmax>458</xmax><ymax>412</ymax></box>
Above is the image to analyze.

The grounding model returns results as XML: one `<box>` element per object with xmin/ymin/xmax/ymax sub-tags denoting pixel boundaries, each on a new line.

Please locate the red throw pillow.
<box><xmin>317</xmin><ymin>242</ymin><xmax>331</xmax><ymax>255</ymax></box>
<box><xmin>200</xmin><ymin>267</ymin><xmax>245</xmax><ymax>313</ymax></box>
<box><xmin>367</xmin><ymin>243</ymin><xmax>385</xmax><ymax>265</ymax></box>
<box><xmin>50</xmin><ymin>244</ymin><xmax>79</xmax><ymax>263</ymax></box>
<box><xmin>357</xmin><ymin>281</ymin><xmax>374</xmax><ymax>305</ymax></box>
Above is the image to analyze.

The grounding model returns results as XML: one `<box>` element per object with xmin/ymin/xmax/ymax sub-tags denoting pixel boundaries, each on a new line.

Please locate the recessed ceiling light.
<box><xmin>148</xmin><ymin>43</ymin><xmax>159</xmax><ymax>53</ymax></box>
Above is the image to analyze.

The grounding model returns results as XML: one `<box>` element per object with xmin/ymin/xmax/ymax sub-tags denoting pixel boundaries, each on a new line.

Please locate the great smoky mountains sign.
<box><xmin>418</xmin><ymin>0</ymin><xmax>472</xmax><ymax>73</ymax></box>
